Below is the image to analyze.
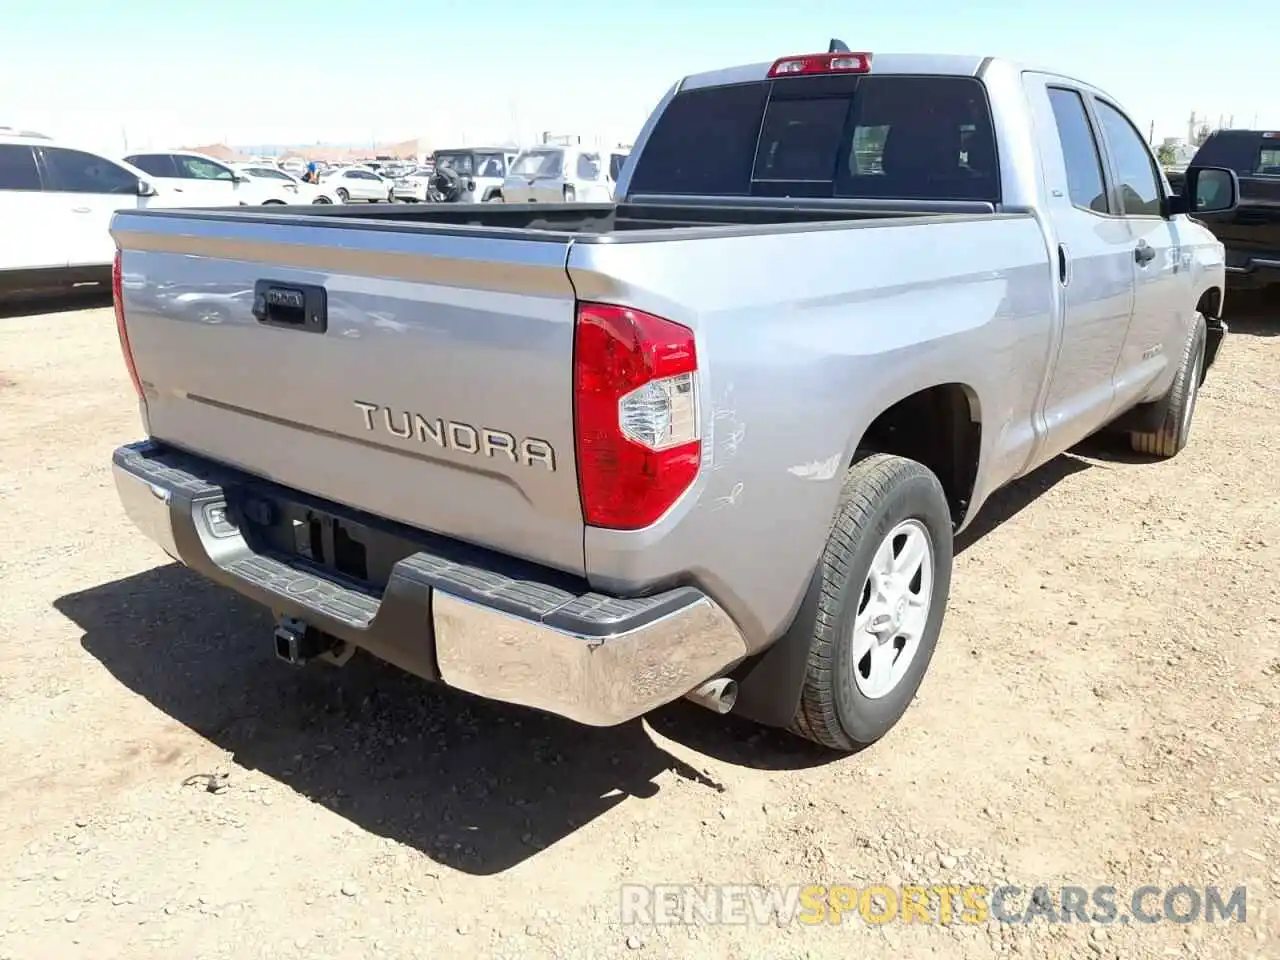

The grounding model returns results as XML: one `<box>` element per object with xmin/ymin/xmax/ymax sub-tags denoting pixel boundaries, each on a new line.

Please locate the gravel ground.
<box><xmin>0</xmin><ymin>293</ymin><xmax>1277</xmax><ymax>960</ymax></box>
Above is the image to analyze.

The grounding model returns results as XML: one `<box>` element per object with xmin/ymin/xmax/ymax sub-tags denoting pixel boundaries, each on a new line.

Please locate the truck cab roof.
<box><xmin>677</xmin><ymin>52</ymin><xmax>1116</xmax><ymax>102</ymax></box>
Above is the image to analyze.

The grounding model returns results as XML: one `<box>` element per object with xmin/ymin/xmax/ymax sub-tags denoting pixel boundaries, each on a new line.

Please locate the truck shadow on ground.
<box><xmin>0</xmin><ymin>290</ymin><xmax>112</xmax><ymax>319</ymax></box>
<box><xmin>58</xmin><ymin>565</ymin><xmax>733</xmax><ymax>876</ymax></box>
<box><xmin>56</xmin><ymin>450</ymin><xmax>1096</xmax><ymax>874</ymax></box>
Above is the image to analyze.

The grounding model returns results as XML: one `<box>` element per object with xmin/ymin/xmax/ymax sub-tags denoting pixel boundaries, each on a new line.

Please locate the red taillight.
<box><xmin>767</xmin><ymin>52</ymin><xmax>872</xmax><ymax>78</ymax></box>
<box><xmin>573</xmin><ymin>302</ymin><xmax>701</xmax><ymax>530</ymax></box>
<box><xmin>112</xmin><ymin>249</ymin><xmax>144</xmax><ymax>399</ymax></box>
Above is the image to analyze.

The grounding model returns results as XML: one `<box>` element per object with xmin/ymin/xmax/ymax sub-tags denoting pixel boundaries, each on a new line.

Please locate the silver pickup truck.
<box><xmin>108</xmin><ymin>48</ymin><xmax>1239</xmax><ymax>753</ymax></box>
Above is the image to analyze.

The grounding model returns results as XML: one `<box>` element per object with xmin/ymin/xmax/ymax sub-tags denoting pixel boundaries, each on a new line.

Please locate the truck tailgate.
<box><xmin>111</xmin><ymin>210</ymin><xmax>585</xmax><ymax>574</ymax></box>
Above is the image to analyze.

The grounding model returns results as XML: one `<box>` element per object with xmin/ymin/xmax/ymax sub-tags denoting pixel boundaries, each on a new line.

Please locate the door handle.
<box><xmin>71</xmin><ymin>206</ymin><xmax>91</xmax><ymax>214</ymax></box>
<box><xmin>1134</xmin><ymin>241</ymin><xmax>1157</xmax><ymax>265</ymax></box>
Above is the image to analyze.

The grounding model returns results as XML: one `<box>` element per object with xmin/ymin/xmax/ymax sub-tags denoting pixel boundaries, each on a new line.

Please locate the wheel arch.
<box><xmin>1196</xmin><ymin>286</ymin><xmax>1225</xmax><ymax>378</ymax></box>
<box><xmin>844</xmin><ymin>382</ymin><xmax>984</xmax><ymax>529</ymax></box>
<box><xmin>731</xmin><ymin>381</ymin><xmax>982</xmax><ymax>729</ymax></box>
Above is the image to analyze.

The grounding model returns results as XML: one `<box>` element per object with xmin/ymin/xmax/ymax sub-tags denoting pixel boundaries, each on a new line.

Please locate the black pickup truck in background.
<box><xmin>1168</xmin><ymin>130</ymin><xmax>1280</xmax><ymax>291</ymax></box>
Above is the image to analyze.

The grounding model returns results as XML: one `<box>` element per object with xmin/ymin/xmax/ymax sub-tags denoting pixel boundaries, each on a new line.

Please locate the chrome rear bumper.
<box><xmin>112</xmin><ymin>441</ymin><xmax>747</xmax><ymax>726</ymax></box>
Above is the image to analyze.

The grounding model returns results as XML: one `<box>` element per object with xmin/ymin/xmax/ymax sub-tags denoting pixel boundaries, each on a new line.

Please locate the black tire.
<box><xmin>312</xmin><ymin>196</ymin><xmax>331</xmax><ymax>204</ymax></box>
<box><xmin>335</xmin><ymin>187</ymin><xmax>349</xmax><ymax>203</ymax></box>
<box><xmin>1129</xmin><ymin>312</ymin><xmax>1207</xmax><ymax>459</ymax></box>
<box><xmin>789</xmin><ymin>454</ymin><xmax>954</xmax><ymax>752</ymax></box>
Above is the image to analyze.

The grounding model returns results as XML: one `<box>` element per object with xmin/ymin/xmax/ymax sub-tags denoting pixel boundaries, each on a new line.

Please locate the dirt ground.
<box><xmin>0</xmin><ymin>293</ymin><xmax>1277</xmax><ymax>960</ymax></box>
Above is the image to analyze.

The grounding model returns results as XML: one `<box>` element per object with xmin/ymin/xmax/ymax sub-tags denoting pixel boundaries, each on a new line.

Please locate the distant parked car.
<box><xmin>124</xmin><ymin>151</ymin><xmax>287</xmax><ymax>205</ymax></box>
<box><xmin>391</xmin><ymin>167</ymin><xmax>436</xmax><ymax>202</ymax></box>
<box><xmin>232</xmin><ymin>163</ymin><xmax>341</xmax><ymax>204</ymax></box>
<box><xmin>320</xmin><ymin>166</ymin><xmax>393</xmax><ymax>203</ymax></box>
<box><xmin>501</xmin><ymin>145</ymin><xmax>615</xmax><ymax>203</ymax></box>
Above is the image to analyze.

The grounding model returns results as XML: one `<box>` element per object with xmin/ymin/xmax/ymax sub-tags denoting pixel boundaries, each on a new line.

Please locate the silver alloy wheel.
<box><xmin>851</xmin><ymin>518</ymin><xmax>935</xmax><ymax>700</ymax></box>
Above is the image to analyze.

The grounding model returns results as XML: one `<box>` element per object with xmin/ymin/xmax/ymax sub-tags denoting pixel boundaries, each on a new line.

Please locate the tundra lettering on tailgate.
<box><xmin>353</xmin><ymin>400</ymin><xmax>556</xmax><ymax>471</ymax></box>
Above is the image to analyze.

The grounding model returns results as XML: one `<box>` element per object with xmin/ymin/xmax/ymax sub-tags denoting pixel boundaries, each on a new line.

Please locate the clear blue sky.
<box><xmin>2</xmin><ymin>0</ymin><xmax>1275</xmax><ymax>154</ymax></box>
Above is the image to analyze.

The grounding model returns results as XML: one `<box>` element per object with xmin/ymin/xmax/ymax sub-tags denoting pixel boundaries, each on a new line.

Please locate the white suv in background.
<box><xmin>501</xmin><ymin>145</ymin><xmax>616</xmax><ymax>203</ymax></box>
<box><xmin>232</xmin><ymin>162</ymin><xmax>342</xmax><ymax>204</ymax></box>
<box><xmin>123</xmin><ymin>150</ymin><xmax>290</xmax><ymax>205</ymax></box>
<box><xmin>0</xmin><ymin>132</ymin><xmax>180</xmax><ymax>301</ymax></box>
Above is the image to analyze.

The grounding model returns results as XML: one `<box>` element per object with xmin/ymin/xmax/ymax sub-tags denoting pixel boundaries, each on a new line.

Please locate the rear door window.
<box><xmin>627</xmin><ymin>74</ymin><xmax>999</xmax><ymax>201</ymax></box>
<box><xmin>175</xmin><ymin>156</ymin><xmax>233</xmax><ymax>180</ymax></box>
<box><xmin>0</xmin><ymin>144</ymin><xmax>41</xmax><ymax>190</ymax></box>
<box><xmin>125</xmin><ymin>153</ymin><xmax>178</xmax><ymax>177</ymax></box>
<box><xmin>41</xmin><ymin>147</ymin><xmax>139</xmax><ymax>194</ymax></box>
<box><xmin>1046</xmin><ymin>87</ymin><xmax>1110</xmax><ymax>214</ymax></box>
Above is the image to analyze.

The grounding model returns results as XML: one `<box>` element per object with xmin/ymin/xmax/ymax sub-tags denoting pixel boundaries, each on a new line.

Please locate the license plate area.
<box><xmin>237</xmin><ymin>492</ymin><xmax>422</xmax><ymax>595</ymax></box>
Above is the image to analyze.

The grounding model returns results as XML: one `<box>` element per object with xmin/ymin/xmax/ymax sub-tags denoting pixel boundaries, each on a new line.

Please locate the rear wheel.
<box><xmin>336</xmin><ymin>187</ymin><xmax>349</xmax><ymax>203</ymax></box>
<box><xmin>788</xmin><ymin>454</ymin><xmax>954</xmax><ymax>752</ymax></box>
<box><xmin>312</xmin><ymin>196</ymin><xmax>331</xmax><ymax>204</ymax></box>
<box><xmin>1129</xmin><ymin>312</ymin><xmax>1207</xmax><ymax>459</ymax></box>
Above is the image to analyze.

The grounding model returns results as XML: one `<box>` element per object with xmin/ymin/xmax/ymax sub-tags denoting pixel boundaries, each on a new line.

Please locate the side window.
<box><xmin>42</xmin><ymin>147</ymin><xmax>139</xmax><ymax>194</ymax></box>
<box><xmin>1093</xmin><ymin>99</ymin><xmax>1162</xmax><ymax>216</ymax></box>
<box><xmin>0</xmin><ymin>144</ymin><xmax>41</xmax><ymax>190</ymax></box>
<box><xmin>125</xmin><ymin>154</ymin><xmax>177</xmax><ymax>177</ymax></box>
<box><xmin>176</xmin><ymin>156</ymin><xmax>234</xmax><ymax>180</ymax></box>
<box><xmin>1046</xmin><ymin>88</ymin><xmax>1109</xmax><ymax>214</ymax></box>
<box><xmin>576</xmin><ymin>153</ymin><xmax>600</xmax><ymax>180</ymax></box>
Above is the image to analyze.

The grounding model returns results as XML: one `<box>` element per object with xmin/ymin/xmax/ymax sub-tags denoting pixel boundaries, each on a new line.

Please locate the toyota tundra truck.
<box><xmin>107</xmin><ymin>47</ymin><xmax>1239</xmax><ymax>752</ymax></box>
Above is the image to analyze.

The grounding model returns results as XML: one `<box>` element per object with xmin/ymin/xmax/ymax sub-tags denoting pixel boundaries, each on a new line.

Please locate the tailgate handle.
<box><xmin>252</xmin><ymin>280</ymin><xmax>327</xmax><ymax>334</ymax></box>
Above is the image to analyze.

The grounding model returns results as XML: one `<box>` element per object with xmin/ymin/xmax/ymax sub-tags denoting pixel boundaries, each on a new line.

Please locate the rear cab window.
<box><xmin>1255</xmin><ymin>141</ymin><xmax>1280</xmax><ymax>176</ymax></box>
<box><xmin>628</xmin><ymin>73</ymin><xmax>1000</xmax><ymax>202</ymax></box>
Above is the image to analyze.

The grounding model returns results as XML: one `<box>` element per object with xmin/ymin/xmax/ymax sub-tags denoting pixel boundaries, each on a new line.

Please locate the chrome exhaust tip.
<box><xmin>684</xmin><ymin>677</ymin><xmax>738</xmax><ymax>715</ymax></box>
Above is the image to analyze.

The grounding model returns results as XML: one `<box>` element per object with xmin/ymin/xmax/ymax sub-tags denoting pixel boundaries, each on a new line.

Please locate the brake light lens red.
<box><xmin>573</xmin><ymin>302</ymin><xmax>701</xmax><ymax>530</ymax></box>
<box><xmin>112</xmin><ymin>248</ymin><xmax>144</xmax><ymax>400</ymax></box>
<box><xmin>768</xmin><ymin>52</ymin><xmax>872</xmax><ymax>78</ymax></box>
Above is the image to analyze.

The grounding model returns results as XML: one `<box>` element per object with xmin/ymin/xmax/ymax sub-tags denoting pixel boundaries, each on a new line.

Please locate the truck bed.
<box><xmin>126</xmin><ymin>197</ymin><xmax>1000</xmax><ymax>240</ymax></box>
